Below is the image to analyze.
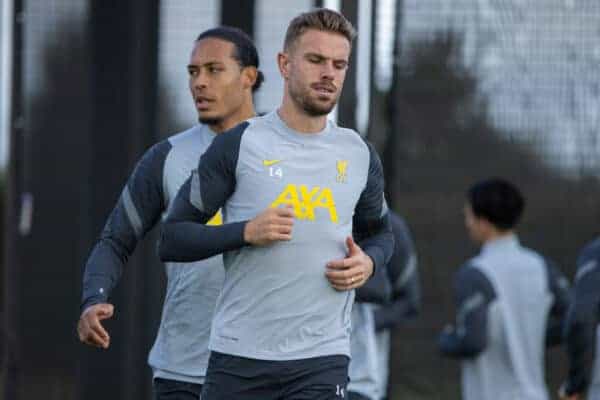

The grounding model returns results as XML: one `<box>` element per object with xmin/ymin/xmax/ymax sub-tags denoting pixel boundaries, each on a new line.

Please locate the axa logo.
<box><xmin>271</xmin><ymin>184</ymin><xmax>338</xmax><ymax>223</ymax></box>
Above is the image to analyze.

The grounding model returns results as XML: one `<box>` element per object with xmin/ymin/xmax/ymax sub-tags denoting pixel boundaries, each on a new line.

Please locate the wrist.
<box><xmin>242</xmin><ymin>220</ymin><xmax>252</xmax><ymax>244</ymax></box>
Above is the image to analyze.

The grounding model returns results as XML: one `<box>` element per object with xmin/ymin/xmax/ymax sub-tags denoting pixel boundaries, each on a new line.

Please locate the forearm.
<box><xmin>374</xmin><ymin>298</ymin><xmax>418</xmax><ymax>331</ymax></box>
<box><xmin>81</xmin><ymin>238</ymin><xmax>129</xmax><ymax>311</ymax></box>
<box><xmin>564</xmin><ymin>314</ymin><xmax>596</xmax><ymax>395</ymax></box>
<box><xmin>159</xmin><ymin>220</ymin><xmax>247</xmax><ymax>262</ymax></box>
<box><xmin>356</xmin><ymin>213</ymin><xmax>395</xmax><ymax>275</ymax></box>
<box><xmin>438</xmin><ymin>327</ymin><xmax>485</xmax><ymax>359</ymax></box>
<box><xmin>438</xmin><ymin>266</ymin><xmax>493</xmax><ymax>359</ymax></box>
<box><xmin>355</xmin><ymin>267</ymin><xmax>392</xmax><ymax>304</ymax></box>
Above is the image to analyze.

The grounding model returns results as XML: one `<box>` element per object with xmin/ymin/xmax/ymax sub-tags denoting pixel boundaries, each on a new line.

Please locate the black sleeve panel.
<box><xmin>543</xmin><ymin>258</ymin><xmax>571</xmax><ymax>347</ymax></box>
<box><xmin>564</xmin><ymin>240</ymin><xmax>600</xmax><ymax>396</ymax></box>
<box><xmin>353</xmin><ymin>141</ymin><xmax>394</xmax><ymax>276</ymax></box>
<box><xmin>438</xmin><ymin>264</ymin><xmax>497</xmax><ymax>359</ymax></box>
<box><xmin>81</xmin><ymin>140</ymin><xmax>171</xmax><ymax>311</ymax></box>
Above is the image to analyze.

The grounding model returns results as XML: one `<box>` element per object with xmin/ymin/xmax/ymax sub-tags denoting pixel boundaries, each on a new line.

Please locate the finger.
<box><xmin>330</xmin><ymin>282</ymin><xmax>358</xmax><ymax>291</ymax></box>
<box><xmin>89</xmin><ymin>318</ymin><xmax>110</xmax><ymax>343</ymax></box>
<box><xmin>325</xmin><ymin>268</ymin><xmax>352</xmax><ymax>280</ymax></box>
<box><xmin>77</xmin><ymin>321</ymin><xmax>87</xmax><ymax>342</ymax></box>
<box><xmin>326</xmin><ymin>258</ymin><xmax>350</xmax><ymax>270</ymax></box>
<box><xmin>97</xmin><ymin>304</ymin><xmax>114</xmax><ymax>319</ymax></box>
<box><xmin>273</xmin><ymin>225</ymin><xmax>293</xmax><ymax>234</ymax></box>
<box><xmin>273</xmin><ymin>205</ymin><xmax>295</xmax><ymax>218</ymax></box>
<box><xmin>326</xmin><ymin>275</ymin><xmax>350</xmax><ymax>286</ymax></box>
<box><xmin>326</xmin><ymin>271</ymin><xmax>363</xmax><ymax>287</ymax></box>
<box><xmin>266</xmin><ymin>232</ymin><xmax>293</xmax><ymax>242</ymax></box>
<box><xmin>83</xmin><ymin>328</ymin><xmax>108</xmax><ymax>348</ymax></box>
<box><xmin>346</xmin><ymin>236</ymin><xmax>358</xmax><ymax>255</ymax></box>
<box><xmin>273</xmin><ymin>216</ymin><xmax>295</xmax><ymax>226</ymax></box>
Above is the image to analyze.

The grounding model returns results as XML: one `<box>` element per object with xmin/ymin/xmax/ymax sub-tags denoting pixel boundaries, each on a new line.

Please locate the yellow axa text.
<box><xmin>271</xmin><ymin>184</ymin><xmax>338</xmax><ymax>223</ymax></box>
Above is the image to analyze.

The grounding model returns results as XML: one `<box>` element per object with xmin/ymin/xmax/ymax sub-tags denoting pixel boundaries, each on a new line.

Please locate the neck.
<box><xmin>209</xmin><ymin>99</ymin><xmax>256</xmax><ymax>134</ymax></box>
<box><xmin>278</xmin><ymin>92</ymin><xmax>328</xmax><ymax>133</ymax></box>
<box><xmin>482</xmin><ymin>229</ymin><xmax>514</xmax><ymax>245</ymax></box>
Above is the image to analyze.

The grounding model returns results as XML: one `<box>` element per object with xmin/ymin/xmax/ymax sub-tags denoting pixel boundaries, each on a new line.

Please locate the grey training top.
<box><xmin>81</xmin><ymin>124</ymin><xmax>224</xmax><ymax>384</ymax></box>
<box><xmin>438</xmin><ymin>235</ymin><xmax>570</xmax><ymax>400</ymax></box>
<box><xmin>160</xmin><ymin>111</ymin><xmax>394</xmax><ymax>361</ymax></box>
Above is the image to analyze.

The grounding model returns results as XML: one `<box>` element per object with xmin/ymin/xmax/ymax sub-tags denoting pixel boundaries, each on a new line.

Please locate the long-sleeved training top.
<box><xmin>348</xmin><ymin>212</ymin><xmax>420</xmax><ymax>400</ymax></box>
<box><xmin>563</xmin><ymin>237</ymin><xmax>600</xmax><ymax>398</ymax></box>
<box><xmin>159</xmin><ymin>110</ymin><xmax>394</xmax><ymax>361</ymax></box>
<box><xmin>438</xmin><ymin>235</ymin><xmax>570</xmax><ymax>400</ymax></box>
<box><xmin>81</xmin><ymin>124</ymin><xmax>224</xmax><ymax>384</ymax></box>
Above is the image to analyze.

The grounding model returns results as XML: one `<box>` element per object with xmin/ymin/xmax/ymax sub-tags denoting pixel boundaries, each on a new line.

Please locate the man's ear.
<box><xmin>241</xmin><ymin>66</ymin><xmax>258</xmax><ymax>90</ymax></box>
<box><xmin>277</xmin><ymin>52</ymin><xmax>290</xmax><ymax>79</ymax></box>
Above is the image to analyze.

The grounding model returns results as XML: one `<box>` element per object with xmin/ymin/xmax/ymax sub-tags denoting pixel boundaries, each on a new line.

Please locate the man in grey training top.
<box><xmin>78</xmin><ymin>27</ymin><xmax>263</xmax><ymax>399</ymax></box>
<box><xmin>160</xmin><ymin>8</ymin><xmax>394</xmax><ymax>400</ymax></box>
<box><xmin>348</xmin><ymin>211</ymin><xmax>420</xmax><ymax>400</ymax></box>
<box><xmin>438</xmin><ymin>178</ymin><xmax>570</xmax><ymax>400</ymax></box>
<box><xmin>560</xmin><ymin>237</ymin><xmax>600</xmax><ymax>400</ymax></box>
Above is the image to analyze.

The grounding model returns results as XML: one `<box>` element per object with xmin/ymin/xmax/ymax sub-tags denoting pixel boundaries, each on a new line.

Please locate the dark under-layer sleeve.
<box><xmin>438</xmin><ymin>264</ymin><xmax>496</xmax><ymax>359</ymax></box>
<box><xmin>543</xmin><ymin>258</ymin><xmax>571</xmax><ymax>347</ymax></box>
<box><xmin>81</xmin><ymin>140</ymin><xmax>171</xmax><ymax>312</ymax></box>
<box><xmin>353</xmin><ymin>141</ymin><xmax>394</xmax><ymax>279</ymax></box>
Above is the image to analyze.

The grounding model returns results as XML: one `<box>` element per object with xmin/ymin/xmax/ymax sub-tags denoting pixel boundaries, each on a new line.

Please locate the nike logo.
<box><xmin>263</xmin><ymin>159</ymin><xmax>282</xmax><ymax>166</ymax></box>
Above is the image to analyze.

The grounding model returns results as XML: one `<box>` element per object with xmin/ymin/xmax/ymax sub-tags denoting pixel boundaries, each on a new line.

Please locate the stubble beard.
<box><xmin>290</xmin><ymin>81</ymin><xmax>337</xmax><ymax>117</ymax></box>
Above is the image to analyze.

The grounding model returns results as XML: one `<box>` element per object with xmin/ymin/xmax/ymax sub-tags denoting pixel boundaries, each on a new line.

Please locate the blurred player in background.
<box><xmin>159</xmin><ymin>8</ymin><xmax>394</xmax><ymax>400</ymax></box>
<box><xmin>438</xmin><ymin>178</ymin><xmax>570</xmax><ymax>400</ymax></box>
<box><xmin>348</xmin><ymin>211</ymin><xmax>420</xmax><ymax>400</ymax></box>
<box><xmin>77</xmin><ymin>27</ymin><xmax>263</xmax><ymax>400</ymax></box>
<box><xmin>560</xmin><ymin>237</ymin><xmax>600</xmax><ymax>400</ymax></box>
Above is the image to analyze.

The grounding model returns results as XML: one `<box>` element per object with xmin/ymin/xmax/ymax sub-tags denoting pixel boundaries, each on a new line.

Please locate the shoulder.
<box><xmin>456</xmin><ymin>261</ymin><xmax>484</xmax><ymax>282</ymax></box>
<box><xmin>455</xmin><ymin>261</ymin><xmax>496</xmax><ymax>298</ymax></box>
<box><xmin>331</xmin><ymin>123</ymin><xmax>373</xmax><ymax>155</ymax></box>
<box><xmin>576</xmin><ymin>237</ymin><xmax>600</xmax><ymax>281</ymax></box>
<box><xmin>389</xmin><ymin>212</ymin><xmax>414</xmax><ymax>247</ymax></box>
<box><xmin>578</xmin><ymin>237</ymin><xmax>600</xmax><ymax>265</ymax></box>
<box><xmin>210</xmin><ymin>121</ymin><xmax>252</xmax><ymax>150</ymax></box>
<box><xmin>166</xmin><ymin>125</ymin><xmax>203</xmax><ymax>145</ymax></box>
<box><xmin>389</xmin><ymin>212</ymin><xmax>410</xmax><ymax>236</ymax></box>
<box><xmin>518</xmin><ymin>246</ymin><xmax>557</xmax><ymax>281</ymax></box>
<box><xmin>136</xmin><ymin>138</ymin><xmax>172</xmax><ymax>166</ymax></box>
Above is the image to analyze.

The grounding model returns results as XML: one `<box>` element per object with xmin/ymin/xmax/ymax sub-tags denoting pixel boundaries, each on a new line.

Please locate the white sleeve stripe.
<box><xmin>122</xmin><ymin>186</ymin><xmax>143</xmax><ymax>238</ymax></box>
<box><xmin>456</xmin><ymin>292</ymin><xmax>485</xmax><ymax>337</ymax></box>
<box><xmin>190</xmin><ymin>170</ymin><xmax>205</xmax><ymax>212</ymax></box>
<box><xmin>575</xmin><ymin>260</ymin><xmax>598</xmax><ymax>282</ymax></box>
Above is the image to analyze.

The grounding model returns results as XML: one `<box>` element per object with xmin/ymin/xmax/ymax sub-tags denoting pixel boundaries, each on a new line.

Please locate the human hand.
<box><xmin>325</xmin><ymin>236</ymin><xmax>374</xmax><ymax>291</ymax></box>
<box><xmin>77</xmin><ymin>303</ymin><xmax>114</xmax><ymax>349</ymax></box>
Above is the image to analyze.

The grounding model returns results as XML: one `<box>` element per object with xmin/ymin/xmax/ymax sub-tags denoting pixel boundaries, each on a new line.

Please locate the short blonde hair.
<box><xmin>284</xmin><ymin>8</ymin><xmax>356</xmax><ymax>51</ymax></box>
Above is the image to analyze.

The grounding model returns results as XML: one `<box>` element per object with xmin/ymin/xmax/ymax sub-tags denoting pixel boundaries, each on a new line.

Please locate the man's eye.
<box><xmin>209</xmin><ymin>67</ymin><xmax>222</xmax><ymax>73</ymax></box>
<box><xmin>188</xmin><ymin>69</ymin><xmax>198</xmax><ymax>77</ymax></box>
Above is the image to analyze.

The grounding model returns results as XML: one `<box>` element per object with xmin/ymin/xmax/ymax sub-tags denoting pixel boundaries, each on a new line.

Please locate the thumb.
<box><xmin>98</xmin><ymin>304</ymin><xmax>114</xmax><ymax>319</ymax></box>
<box><xmin>346</xmin><ymin>236</ymin><xmax>359</xmax><ymax>256</ymax></box>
